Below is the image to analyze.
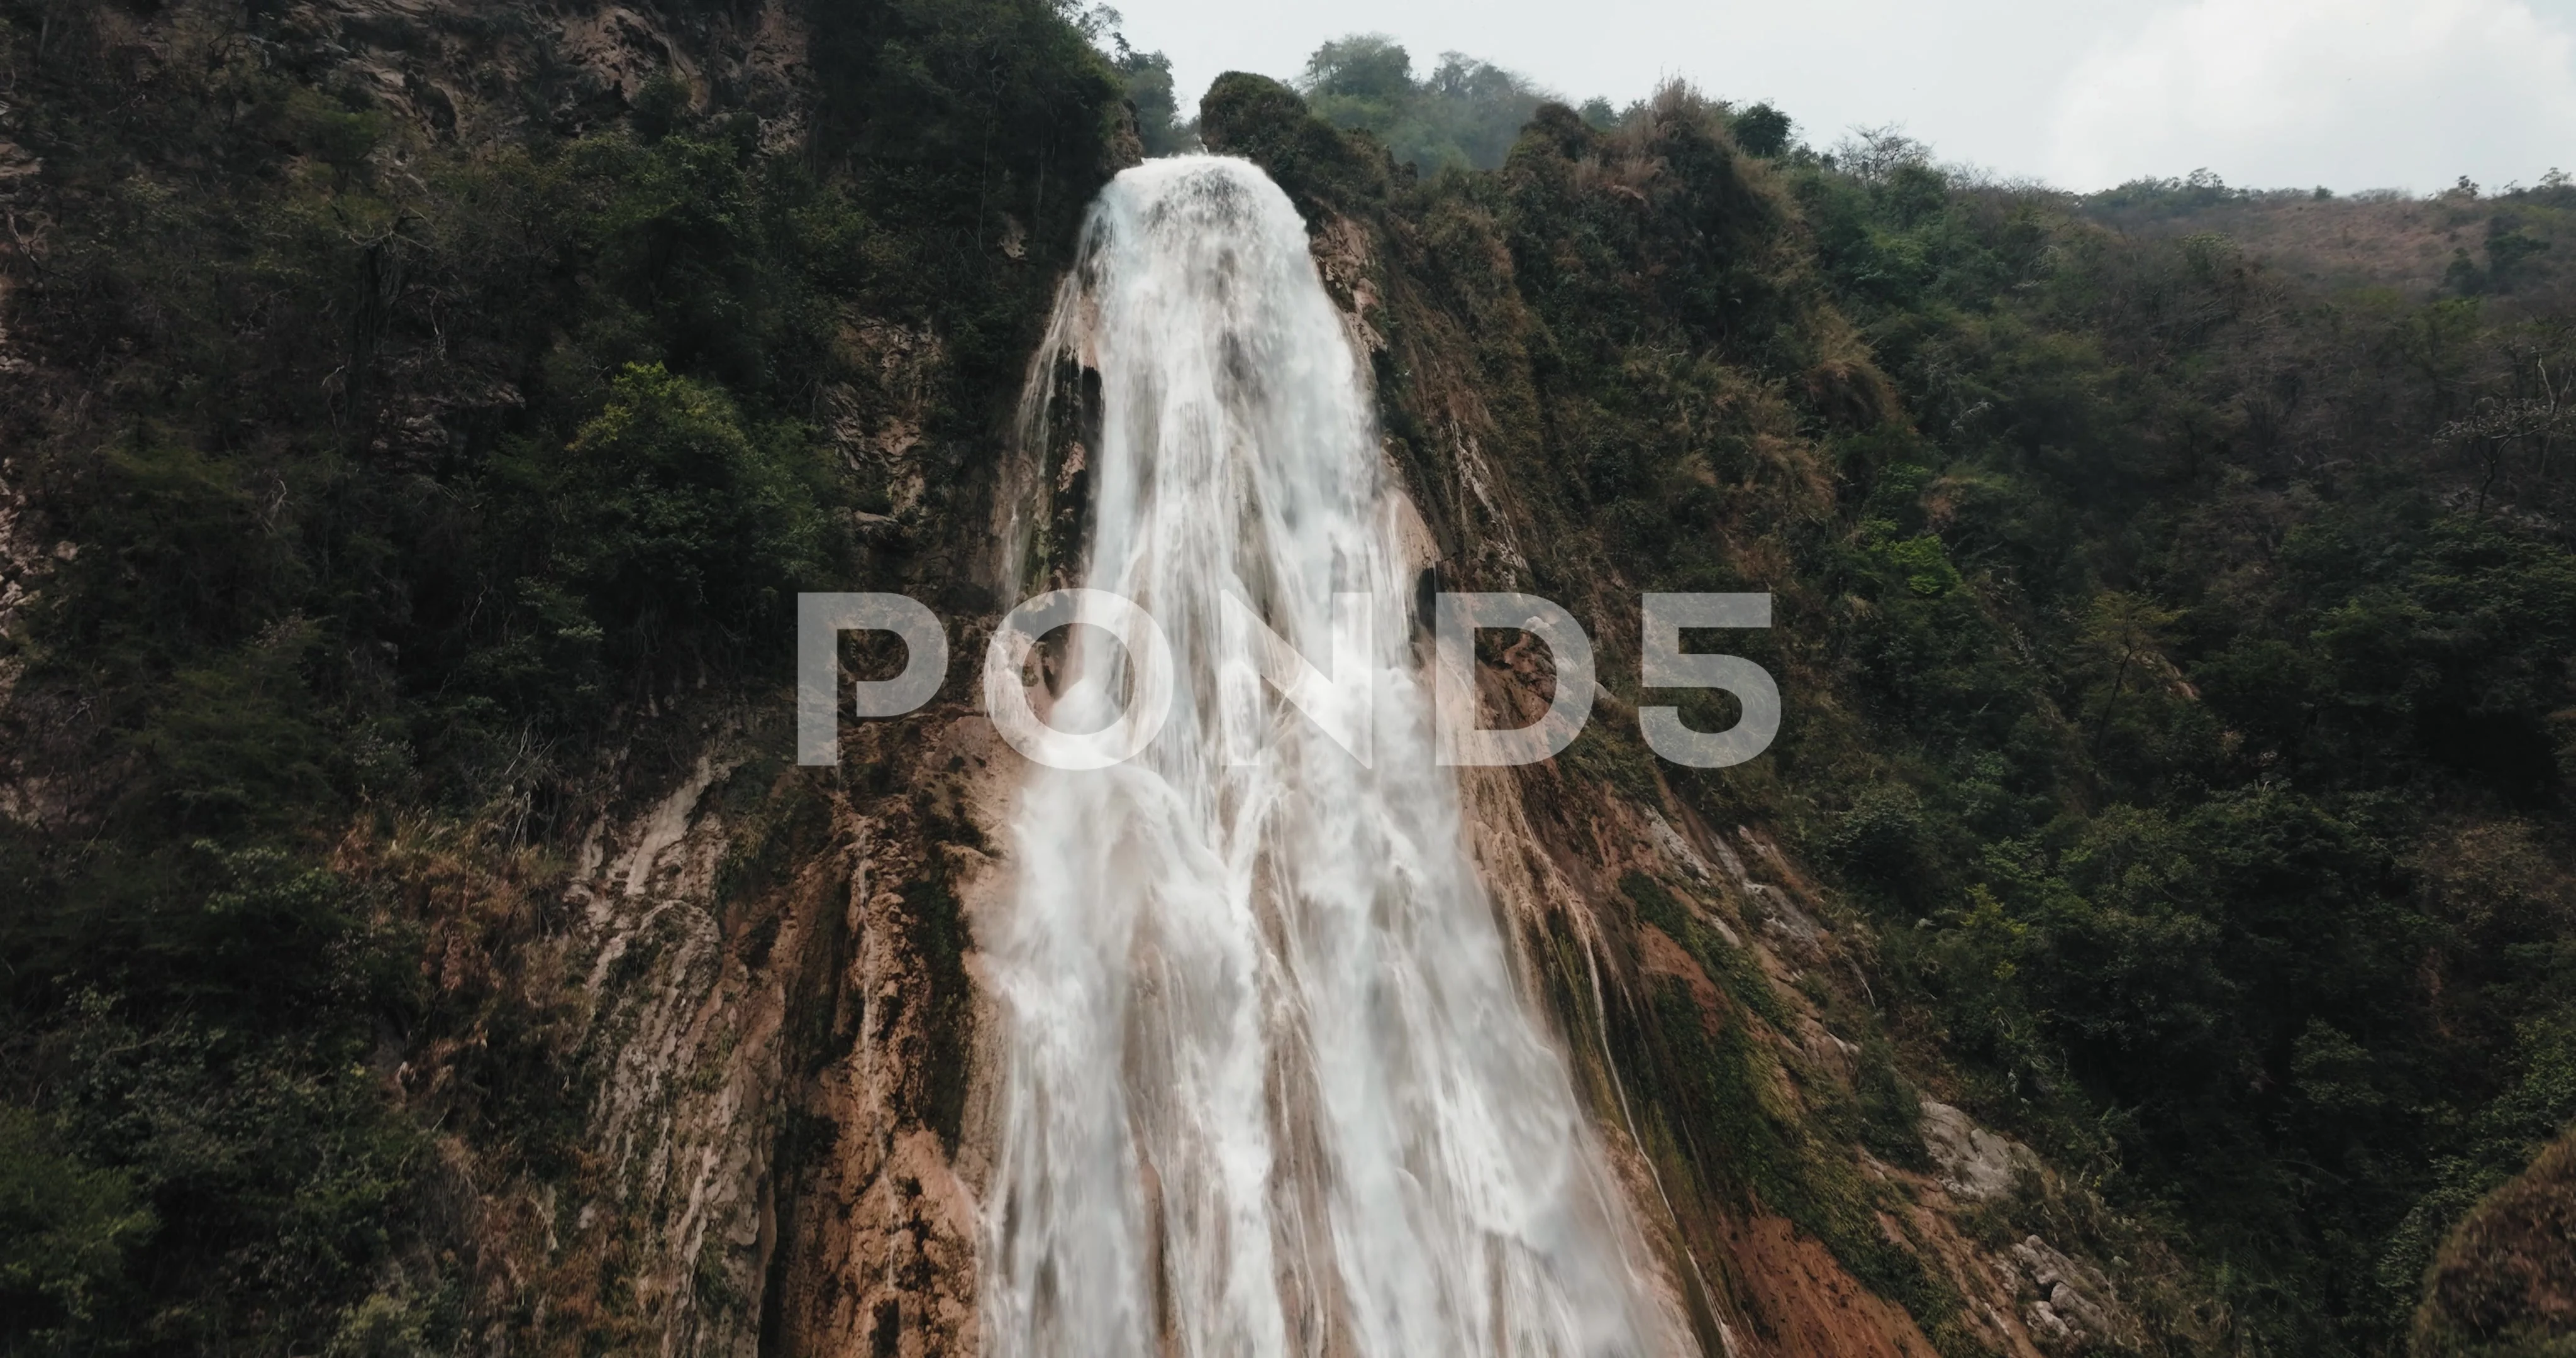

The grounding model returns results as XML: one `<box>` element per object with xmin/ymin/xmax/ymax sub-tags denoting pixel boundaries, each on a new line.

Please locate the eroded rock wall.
<box><xmin>541</xmin><ymin>709</ymin><xmax>1016</xmax><ymax>1358</ymax></box>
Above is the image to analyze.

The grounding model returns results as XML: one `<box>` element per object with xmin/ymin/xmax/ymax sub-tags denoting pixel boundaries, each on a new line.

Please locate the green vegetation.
<box><xmin>0</xmin><ymin>0</ymin><xmax>1124</xmax><ymax>1350</ymax></box>
<box><xmin>1295</xmin><ymin>35</ymin><xmax>1570</xmax><ymax>175</ymax></box>
<box><xmin>2412</xmin><ymin>1129</ymin><xmax>2576</xmax><ymax>1357</ymax></box>
<box><xmin>1208</xmin><ymin>58</ymin><xmax>2576</xmax><ymax>1357</ymax></box>
<box><xmin>1</xmin><ymin>0</ymin><xmax>2569</xmax><ymax>1350</ymax></box>
<box><xmin>1774</xmin><ymin>124</ymin><xmax>2575</xmax><ymax>1355</ymax></box>
<box><xmin>1111</xmin><ymin>36</ymin><xmax>1194</xmax><ymax>156</ymax></box>
<box><xmin>1722</xmin><ymin>99</ymin><xmax>2576</xmax><ymax>1358</ymax></box>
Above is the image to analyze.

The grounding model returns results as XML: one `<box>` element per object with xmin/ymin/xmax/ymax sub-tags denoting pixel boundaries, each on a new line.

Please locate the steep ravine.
<box><xmin>535</xmin><ymin>576</ymin><xmax>2162</xmax><ymax>1358</ymax></box>
<box><xmin>392</xmin><ymin>60</ymin><xmax>2167</xmax><ymax>1358</ymax></box>
<box><xmin>0</xmin><ymin>6</ymin><xmax>2238</xmax><ymax>1355</ymax></box>
<box><xmin>534</xmin><ymin>126</ymin><xmax>2166</xmax><ymax>1354</ymax></box>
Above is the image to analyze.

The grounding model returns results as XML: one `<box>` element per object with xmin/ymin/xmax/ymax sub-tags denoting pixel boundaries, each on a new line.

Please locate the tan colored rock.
<box><xmin>2009</xmin><ymin>1235</ymin><xmax>2133</xmax><ymax>1352</ymax></box>
<box><xmin>1919</xmin><ymin>1100</ymin><xmax>2043</xmax><ymax>1202</ymax></box>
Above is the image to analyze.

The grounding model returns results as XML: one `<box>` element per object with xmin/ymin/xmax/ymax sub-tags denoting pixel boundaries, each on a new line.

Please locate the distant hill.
<box><xmin>2079</xmin><ymin>172</ymin><xmax>2574</xmax><ymax>302</ymax></box>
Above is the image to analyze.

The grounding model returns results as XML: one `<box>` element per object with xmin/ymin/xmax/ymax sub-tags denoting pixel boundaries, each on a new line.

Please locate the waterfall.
<box><xmin>980</xmin><ymin>156</ymin><xmax>1681</xmax><ymax>1357</ymax></box>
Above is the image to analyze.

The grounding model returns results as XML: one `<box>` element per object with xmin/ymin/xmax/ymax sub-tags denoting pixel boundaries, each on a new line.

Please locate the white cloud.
<box><xmin>2046</xmin><ymin>0</ymin><xmax>2576</xmax><ymax>192</ymax></box>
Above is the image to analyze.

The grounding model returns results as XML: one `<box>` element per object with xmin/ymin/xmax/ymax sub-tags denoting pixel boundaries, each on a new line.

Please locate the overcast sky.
<box><xmin>1105</xmin><ymin>0</ymin><xmax>2576</xmax><ymax>194</ymax></box>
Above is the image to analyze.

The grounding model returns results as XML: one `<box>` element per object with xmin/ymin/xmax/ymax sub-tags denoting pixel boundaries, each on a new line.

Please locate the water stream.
<box><xmin>979</xmin><ymin>155</ymin><xmax>1680</xmax><ymax>1357</ymax></box>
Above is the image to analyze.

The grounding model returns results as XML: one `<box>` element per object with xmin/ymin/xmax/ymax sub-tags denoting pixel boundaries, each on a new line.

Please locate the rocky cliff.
<box><xmin>3</xmin><ymin>4</ymin><xmax>2570</xmax><ymax>1357</ymax></box>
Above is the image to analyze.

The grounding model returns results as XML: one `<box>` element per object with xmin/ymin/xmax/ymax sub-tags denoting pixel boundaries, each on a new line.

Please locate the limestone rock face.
<box><xmin>1919</xmin><ymin>1100</ymin><xmax>2043</xmax><ymax>1202</ymax></box>
<box><xmin>510</xmin><ymin>712</ymin><xmax>1019</xmax><ymax>1358</ymax></box>
<box><xmin>2009</xmin><ymin>1235</ymin><xmax>2128</xmax><ymax>1352</ymax></box>
<box><xmin>243</xmin><ymin>0</ymin><xmax>814</xmax><ymax>147</ymax></box>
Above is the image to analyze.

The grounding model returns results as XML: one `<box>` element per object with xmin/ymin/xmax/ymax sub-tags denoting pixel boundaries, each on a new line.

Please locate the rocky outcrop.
<box><xmin>242</xmin><ymin>0</ymin><xmax>814</xmax><ymax>147</ymax></box>
<box><xmin>2007</xmin><ymin>1235</ymin><xmax>2129</xmax><ymax>1353</ymax></box>
<box><xmin>2414</xmin><ymin>1130</ymin><xmax>2576</xmax><ymax>1357</ymax></box>
<box><xmin>433</xmin><ymin>704</ymin><xmax>1018</xmax><ymax>1358</ymax></box>
<box><xmin>1919</xmin><ymin>1101</ymin><xmax>2041</xmax><ymax>1203</ymax></box>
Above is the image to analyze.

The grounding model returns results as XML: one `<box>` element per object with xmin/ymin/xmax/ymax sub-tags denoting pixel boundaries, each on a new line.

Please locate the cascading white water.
<box><xmin>981</xmin><ymin>156</ymin><xmax>1682</xmax><ymax>1357</ymax></box>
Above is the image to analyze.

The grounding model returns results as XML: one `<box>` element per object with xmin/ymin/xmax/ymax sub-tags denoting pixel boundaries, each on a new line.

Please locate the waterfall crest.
<box><xmin>981</xmin><ymin>155</ymin><xmax>1680</xmax><ymax>1357</ymax></box>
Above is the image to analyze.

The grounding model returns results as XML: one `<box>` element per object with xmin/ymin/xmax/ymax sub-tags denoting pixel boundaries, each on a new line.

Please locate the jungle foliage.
<box><xmin>1213</xmin><ymin>64</ymin><xmax>2576</xmax><ymax>1358</ymax></box>
<box><xmin>1295</xmin><ymin>35</ymin><xmax>1566</xmax><ymax>177</ymax></box>
<box><xmin>1777</xmin><ymin>122</ymin><xmax>2575</xmax><ymax>1358</ymax></box>
<box><xmin>0</xmin><ymin>0</ymin><xmax>1124</xmax><ymax>1350</ymax></box>
<box><xmin>0</xmin><ymin>0</ymin><xmax>2570</xmax><ymax>1353</ymax></box>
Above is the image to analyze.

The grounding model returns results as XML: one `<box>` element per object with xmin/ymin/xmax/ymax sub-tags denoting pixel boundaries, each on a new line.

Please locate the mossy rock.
<box><xmin>2415</xmin><ymin>1130</ymin><xmax>2576</xmax><ymax>1357</ymax></box>
<box><xmin>1196</xmin><ymin>72</ymin><xmax>1393</xmax><ymax>219</ymax></box>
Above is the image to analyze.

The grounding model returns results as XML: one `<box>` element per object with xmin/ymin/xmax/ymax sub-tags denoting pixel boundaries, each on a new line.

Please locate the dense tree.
<box><xmin>1297</xmin><ymin>35</ymin><xmax>1561</xmax><ymax>174</ymax></box>
<box><xmin>0</xmin><ymin>0</ymin><xmax>1129</xmax><ymax>1349</ymax></box>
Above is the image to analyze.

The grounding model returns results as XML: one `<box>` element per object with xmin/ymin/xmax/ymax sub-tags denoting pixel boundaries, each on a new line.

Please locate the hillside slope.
<box><xmin>2414</xmin><ymin>1127</ymin><xmax>2576</xmax><ymax>1357</ymax></box>
<box><xmin>1199</xmin><ymin>70</ymin><xmax>2576</xmax><ymax>1358</ymax></box>
<box><xmin>2078</xmin><ymin>174</ymin><xmax>2573</xmax><ymax>303</ymax></box>
<box><xmin>0</xmin><ymin>1</ymin><xmax>1126</xmax><ymax>1350</ymax></box>
<box><xmin>0</xmin><ymin>3</ymin><xmax>2568</xmax><ymax>1357</ymax></box>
